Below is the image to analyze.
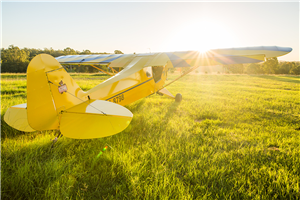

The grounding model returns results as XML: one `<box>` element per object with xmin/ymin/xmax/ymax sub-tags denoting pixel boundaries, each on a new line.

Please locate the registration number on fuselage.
<box><xmin>108</xmin><ymin>93</ymin><xmax>125</xmax><ymax>104</ymax></box>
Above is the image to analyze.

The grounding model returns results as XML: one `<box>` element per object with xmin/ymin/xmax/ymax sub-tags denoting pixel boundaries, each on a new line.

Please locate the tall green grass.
<box><xmin>1</xmin><ymin>74</ymin><xmax>300</xmax><ymax>199</ymax></box>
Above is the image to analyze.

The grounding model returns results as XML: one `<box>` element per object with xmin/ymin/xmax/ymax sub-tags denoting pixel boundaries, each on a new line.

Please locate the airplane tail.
<box><xmin>5</xmin><ymin>54</ymin><xmax>133</xmax><ymax>138</ymax></box>
<box><xmin>26</xmin><ymin>54</ymin><xmax>87</xmax><ymax>131</ymax></box>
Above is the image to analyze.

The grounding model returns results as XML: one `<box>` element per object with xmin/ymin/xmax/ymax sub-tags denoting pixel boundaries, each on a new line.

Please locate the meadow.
<box><xmin>1</xmin><ymin>73</ymin><xmax>300</xmax><ymax>199</ymax></box>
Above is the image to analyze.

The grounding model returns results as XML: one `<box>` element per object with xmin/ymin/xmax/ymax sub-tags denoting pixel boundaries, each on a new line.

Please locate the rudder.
<box><xmin>27</xmin><ymin>54</ymin><xmax>87</xmax><ymax>131</ymax></box>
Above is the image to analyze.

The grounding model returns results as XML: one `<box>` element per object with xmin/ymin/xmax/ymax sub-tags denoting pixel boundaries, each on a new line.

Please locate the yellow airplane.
<box><xmin>4</xmin><ymin>46</ymin><xmax>292</xmax><ymax>139</ymax></box>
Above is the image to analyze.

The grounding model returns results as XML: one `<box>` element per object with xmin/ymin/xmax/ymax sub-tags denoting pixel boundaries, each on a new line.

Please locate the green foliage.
<box><xmin>80</xmin><ymin>49</ymin><xmax>92</xmax><ymax>55</ymax></box>
<box><xmin>245</xmin><ymin>63</ymin><xmax>263</xmax><ymax>74</ymax></box>
<box><xmin>1</xmin><ymin>45</ymin><xmax>298</xmax><ymax>75</ymax></box>
<box><xmin>244</xmin><ymin>59</ymin><xmax>300</xmax><ymax>75</ymax></box>
<box><xmin>224</xmin><ymin>64</ymin><xmax>244</xmax><ymax>74</ymax></box>
<box><xmin>262</xmin><ymin>57</ymin><xmax>279</xmax><ymax>74</ymax></box>
<box><xmin>114</xmin><ymin>50</ymin><xmax>124</xmax><ymax>54</ymax></box>
<box><xmin>63</xmin><ymin>47</ymin><xmax>79</xmax><ymax>55</ymax></box>
<box><xmin>1</xmin><ymin>45</ymin><xmax>116</xmax><ymax>73</ymax></box>
<box><xmin>1</xmin><ymin>74</ymin><xmax>300</xmax><ymax>199</ymax></box>
<box><xmin>289</xmin><ymin>64</ymin><xmax>300</xmax><ymax>75</ymax></box>
<box><xmin>1</xmin><ymin>45</ymin><xmax>30</xmax><ymax>72</ymax></box>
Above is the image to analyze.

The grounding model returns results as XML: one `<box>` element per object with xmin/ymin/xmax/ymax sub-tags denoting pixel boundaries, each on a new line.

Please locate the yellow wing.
<box><xmin>56</xmin><ymin>46</ymin><xmax>292</xmax><ymax>68</ymax></box>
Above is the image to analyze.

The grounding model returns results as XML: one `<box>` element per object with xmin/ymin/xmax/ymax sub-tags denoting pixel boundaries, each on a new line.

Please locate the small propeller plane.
<box><xmin>4</xmin><ymin>46</ymin><xmax>292</xmax><ymax>139</ymax></box>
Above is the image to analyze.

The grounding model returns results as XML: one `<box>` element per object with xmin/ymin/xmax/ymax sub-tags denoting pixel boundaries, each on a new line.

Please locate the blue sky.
<box><xmin>1</xmin><ymin>1</ymin><xmax>299</xmax><ymax>61</ymax></box>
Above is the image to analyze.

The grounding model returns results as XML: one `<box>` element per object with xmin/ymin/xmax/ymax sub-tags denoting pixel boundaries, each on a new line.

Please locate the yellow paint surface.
<box><xmin>4</xmin><ymin>104</ymin><xmax>35</xmax><ymax>132</ymax></box>
<box><xmin>60</xmin><ymin>100</ymin><xmax>133</xmax><ymax>139</ymax></box>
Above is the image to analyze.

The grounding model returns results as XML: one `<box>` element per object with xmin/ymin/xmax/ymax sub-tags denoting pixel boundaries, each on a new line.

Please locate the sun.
<box><xmin>198</xmin><ymin>45</ymin><xmax>211</xmax><ymax>53</ymax></box>
<box><xmin>161</xmin><ymin>19</ymin><xmax>237</xmax><ymax>52</ymax></box>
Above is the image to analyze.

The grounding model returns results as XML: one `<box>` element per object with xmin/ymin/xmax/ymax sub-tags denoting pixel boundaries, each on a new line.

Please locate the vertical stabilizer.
<box><xmin>27</xmin><ymin>54</ymin><xmax>87</xmax><ymax>131</ymax></box>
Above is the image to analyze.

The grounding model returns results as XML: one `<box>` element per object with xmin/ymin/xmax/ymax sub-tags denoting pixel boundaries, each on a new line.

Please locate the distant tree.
<box><xmin>224</xmin><ymin>64</ymin><xmax>244</xmax><ymax>74</ymax></box>
<box><xmin>262</xmin><ymin>57</ymin><xmax>278</xmax><ymax>74</ymax></box>
<box><xmin>51</xmin><ymin>49</ymin><xmax>64</xmax><ymax>57</ymax></box>
<box><xmin>80</xmin><ymin>50</ymin><xmax>92</xmax><ymax>55</ymax></box>
<box><xmin>63</xmin><ymin>47</ymin><xmax>77</xmax><ymax>55</ymax></box>
<box><xmin>1</xmin><ymin>45</ymin><xmax>29</xmax><ymax>72</ymax></box>
<box><xmin>43</xmin><ymin>47</ymin><xmax>54</xmax><ymax>55</ymax></box>
<box><xmin>75</xmin><ymin>65</ymin><xmax>86</xmax><ymax>73</ymax></box>
<box><xmin>1</xmin><ymin>45</ymin><xmax>116</xmax><ymax>73</ymax></box>
<box><xmin>114</xmin><ymin>50</ymin><xmax>124</xmax><ymax>54</ymax></box>
<box><xmin>23</xmin><ymin>47</ymin><xmax>41</xmax><ymax>60</ymax></box>
<box><xmin>275</xmin><ymin>62</ymin><xmax>293</xmax><ymax>74</ymax></box>
<box><xmin>245</xmin><ymin>63</ymin><xmax>263</xmax><ymax>74</ymax></box>
<box><xmin>87</xmin><ymin>65</ymin><xmax>99</xmax><ymax>73</ymax></box>
<box><xmin>289</xmin><ymin>64</ymin><xmax>300</xmax><ymax>75</ymax></box>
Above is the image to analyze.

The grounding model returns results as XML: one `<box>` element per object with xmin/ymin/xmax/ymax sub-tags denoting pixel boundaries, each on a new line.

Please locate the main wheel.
<box><xmin>175</xmin><ymin>93</ymin><xmax>182</xmax><ymax>102</ymax></box>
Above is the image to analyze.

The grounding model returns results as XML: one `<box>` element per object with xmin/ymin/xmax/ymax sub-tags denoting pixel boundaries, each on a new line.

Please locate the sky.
<box><xmin>1</xmin><ymin>1</ymin><xmax>299</xmax><ymax>61</ymax></box>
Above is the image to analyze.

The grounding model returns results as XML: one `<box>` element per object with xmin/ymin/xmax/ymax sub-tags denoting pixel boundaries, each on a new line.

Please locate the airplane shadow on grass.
<box><xmin>2</xmin><ymin>94</ymin><xmax>133</xmax><ymax>198</ymax></box>
<box><xmin>2</xmin><ymin>98</ymin><xmax>180</xmax><ymax>199</ymax></box>
<box><xmin>1</xmin><ymin>117</ymin><xmax>29</xmax><ymax>139</ymax></box>
<box><xmin>163</xmin><ymin>101</ymin><xmax>180</xmax><ymax>120</ymax></box>
<box><xmin>1</xmin><ymin>137</ymin><xmax>129</xmax><ymax>199</ymax></box>
<box><xmin>126</xmin><ymin>100</ymin><xmax>180</xmax><ymax>142</ymax></box>
<box><xmin>126</xmin><ymin>98</ymin><xmax>146</xmax><ymax>113</ymax></box>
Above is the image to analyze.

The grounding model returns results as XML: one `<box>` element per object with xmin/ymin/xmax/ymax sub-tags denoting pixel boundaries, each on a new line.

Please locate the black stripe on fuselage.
<box><xmin>105</xmin><ymin>78</ymin><xmax>154</xmax><ymax>101</ymax></box>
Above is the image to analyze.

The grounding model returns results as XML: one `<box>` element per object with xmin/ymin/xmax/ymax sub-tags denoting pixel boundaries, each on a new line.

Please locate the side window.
<box><xmin>145</xmin><ymin>66</ymin><xmax>152</xmax><ymax>78</ymax></box>
<box><xmin>152</xmin><ymin>66</ymin><xmax>164</xmax><ymax>83</ymax></box>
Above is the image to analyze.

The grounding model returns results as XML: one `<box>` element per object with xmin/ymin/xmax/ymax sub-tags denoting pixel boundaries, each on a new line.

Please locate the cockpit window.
<box><xmin>152</xmin><ymin>66</ymin><xmax>164</xmax><ymax>83</ymax></box>
<box><xmin>145</xmin><ymin>66</ymin><xmax>152</xmax><ymax>78</ymax></box>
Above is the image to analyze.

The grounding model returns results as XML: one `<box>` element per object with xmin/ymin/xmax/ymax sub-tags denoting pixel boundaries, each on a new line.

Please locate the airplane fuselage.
<box><xmin>87</xmin><ymin>65</ymin><xmax>168</xmax><ymax>106</ymax></box>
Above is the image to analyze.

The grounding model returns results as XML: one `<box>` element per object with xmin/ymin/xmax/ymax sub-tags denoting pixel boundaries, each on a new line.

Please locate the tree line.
<box><xmin>1</xmin><ymin>45</ymin><xmax>124</xmax><ymax>73</ymax></box>
<box><xmin>1</xmin><ymin>45</ymin><xmax>299</xmax><ymax>75</ymax></box>
<box><xmin>224</xmin><ymin>57</ymin><xmax>300</xmax><ymax>75</ymax></box>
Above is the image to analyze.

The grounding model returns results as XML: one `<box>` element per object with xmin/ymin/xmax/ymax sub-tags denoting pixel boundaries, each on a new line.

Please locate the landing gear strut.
<box><xmin>175</xmin><ymin>93</ymin><xmax>182</xmax><ymax>102</ymax></box>
<box><xmin>51</xmin><ymin>131</ymin><xmax>63</xmax><ymax>148</ymax></box>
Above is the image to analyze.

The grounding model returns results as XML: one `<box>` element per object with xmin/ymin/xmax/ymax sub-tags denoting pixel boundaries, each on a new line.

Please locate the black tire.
<box><xmin>175</xmin><ymin>93</ymin><xmax>182</xmax><ymax>102</ymax></box>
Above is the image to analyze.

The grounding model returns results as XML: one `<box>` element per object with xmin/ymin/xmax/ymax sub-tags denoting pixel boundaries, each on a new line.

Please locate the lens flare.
<box><xmin>96</xmin><ymin>146</ymin><xmax>109</xmax><ymax>158</ymax></box>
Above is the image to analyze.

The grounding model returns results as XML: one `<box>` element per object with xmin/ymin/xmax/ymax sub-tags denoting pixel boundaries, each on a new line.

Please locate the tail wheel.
<box><xmin>175</xmin><ymin>93</ymin><xmax>182</xmax><ymax>102</ymax></box>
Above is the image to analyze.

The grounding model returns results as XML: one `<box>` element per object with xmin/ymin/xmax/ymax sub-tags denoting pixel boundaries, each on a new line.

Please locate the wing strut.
<box><xmin>109</xmin><ymin>67</ymin><xmax>118</xmax><ymax>74</ymax></box>
<box><xmin>91</xmin><ymin>65</ymin><xmax>113</xmax><ymax>76</ymax></box>
<box><xmin>162</xmin><ymin>66</ymin><xmax>199</xmax><ymax>89</ymax></box>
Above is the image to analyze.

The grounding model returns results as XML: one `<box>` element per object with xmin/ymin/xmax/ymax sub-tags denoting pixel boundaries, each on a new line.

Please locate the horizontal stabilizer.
<box><xmin>4</xmin><ymin>104</ymin><xmax>35</xmax><ymax>132</ymax></box>
<box><xmin>60</xmin><ymin>100</ymin><xmax>133</xmax><ymax>139</ymax></box>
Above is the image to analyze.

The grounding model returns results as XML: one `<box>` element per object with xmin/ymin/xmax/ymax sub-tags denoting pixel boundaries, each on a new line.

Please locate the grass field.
<box><xmin>1</xmin><ymin>73</ymin><xmax>300</xmax><ymax>199</ymax></box>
